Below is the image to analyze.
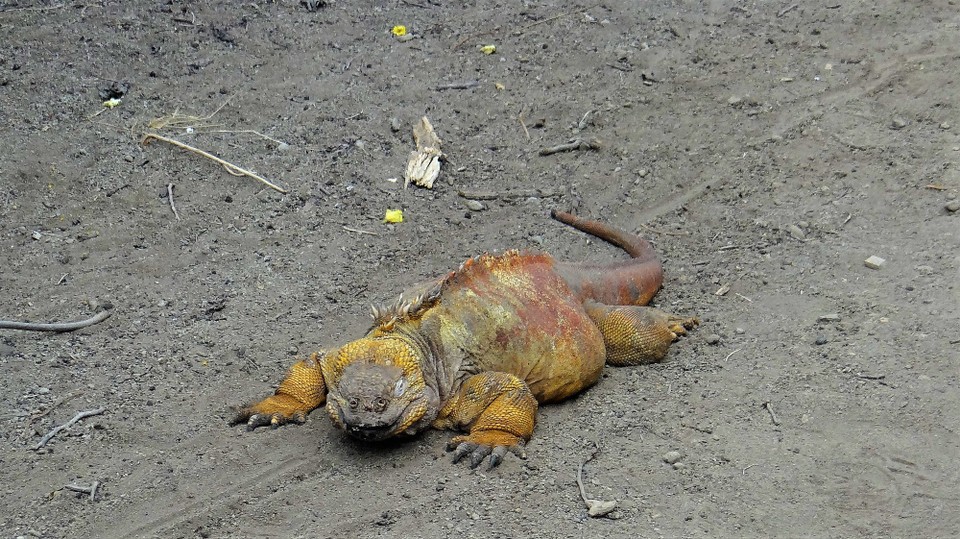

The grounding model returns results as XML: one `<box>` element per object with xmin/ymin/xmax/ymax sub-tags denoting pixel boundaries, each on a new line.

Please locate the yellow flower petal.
<box><xmin>480</xmin><ymin>45</ymin><xmax>496</xmax><ymax>55</ymax></box>
<box><xmin>391</xmin><ymin>25</ymin><xmax>407</xmax><ymax>37</ymax></box>
<box><xmin>384</xmin><ymin>209</ymin><xmax>404</xmax><ymax>223</ymax></box>
<box><xmin>103</xmin><ymin>98</ymin><xmax>122</xmax><ymax>108</ymax></box>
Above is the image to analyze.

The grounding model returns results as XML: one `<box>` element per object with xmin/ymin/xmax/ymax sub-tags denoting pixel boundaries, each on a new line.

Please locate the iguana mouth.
<box><xmin>337</xmin><ymin>397</ymin><xmax>426</xmax><ymax>441</ymax></box>
<box><xmin>345</xmin><ymin>422</ymin><xmax>396</xmax><ymax>441</ymax></box>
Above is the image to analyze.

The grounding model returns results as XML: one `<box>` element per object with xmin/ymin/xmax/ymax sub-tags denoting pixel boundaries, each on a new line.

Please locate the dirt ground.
<box><xmin>1</xmin><ymin>1</ymin><xmax>958</xmax><ymax>538</ymax></box>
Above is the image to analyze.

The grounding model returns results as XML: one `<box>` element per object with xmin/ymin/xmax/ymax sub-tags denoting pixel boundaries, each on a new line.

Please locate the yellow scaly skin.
<box><xmin>231</xmin><ymin>212</ymin><xmax>698</xmax><ymax>469</ymax></box>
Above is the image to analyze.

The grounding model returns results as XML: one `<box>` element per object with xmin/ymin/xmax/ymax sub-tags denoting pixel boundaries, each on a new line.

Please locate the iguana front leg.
<box><xmin>231</xmin><ymin>352</ymin><xmax>327</xmax><ymax>429</ymax></box>
<box><xmin>433</xmin><ymin>371</ymin><xmax>538</xmax><ymax>469</ymax></box>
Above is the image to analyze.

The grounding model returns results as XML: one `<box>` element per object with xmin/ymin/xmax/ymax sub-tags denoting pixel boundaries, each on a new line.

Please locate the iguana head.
<box><xmin>324</xmin><ymin>336</ymin><xmax>439</xmax><ymax>441</ymax></box>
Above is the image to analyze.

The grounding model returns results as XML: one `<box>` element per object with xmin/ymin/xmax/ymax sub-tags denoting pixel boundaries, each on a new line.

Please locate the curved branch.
<box><xmin>0</xmin><ymin>310</ymin><xmax>112</xmax><ymax>332</ymax></box>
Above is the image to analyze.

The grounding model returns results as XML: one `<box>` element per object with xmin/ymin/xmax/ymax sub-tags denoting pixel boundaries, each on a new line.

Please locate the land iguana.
<box><xmin>231</xmin><ymin>211</ymin><xmax>698</xmax><ymax>469</ymax></box>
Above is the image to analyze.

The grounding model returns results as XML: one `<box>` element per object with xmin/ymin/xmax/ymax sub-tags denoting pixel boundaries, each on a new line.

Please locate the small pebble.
<box><xmin>31</xmin><ymin>231</ymin><xmax>42</xmax><ymax>240</ymax></box>
<box><xmin>672</xmin><ymin>462</ymin><xmax>685</xmax><ymax>470</ymax></box>
<box><xmin>864</xmin><ymin>255</ymin><xmax>886</xmax><ymax>269</ymax></box>
<box><xmin>890</xmin><ymin>118</ymin><xmax>908</xmax><ymax>130</ymax></box>
<box><xmin>390</xmin><ymin>117</ymin><xmax>402</xmax><ymax>132</ymax></box>
<box><xmin>786</xmin><ymin>224</ymin><xmax>805</xmax><ymax>240</ymax></box>
<box><xmin>663</xmin><ymin>451</ymin><xmax>683</xmax><ymax>464</ymax></box>
<box><xmin>637</xmin><ymin>169</ymin><xmax>649</xmax><ymax>178</ymax></box>
<box><xmin>735</xmin><ymin>327</ymin><xmax>745</xmax><ymax>334</ymax></box>
<box><xmin>464</xmin><ymin>200</ymin><xmax>486</xmax><ymax>211</ymax></box>
<box><xmin>704</xmin><ymin>334</ymin><xmax>721</xmax><ymax>345</ymax></box>
<box><xmin>945</xmin><ymin>200</ymin><xmax>960</xmax><ymax>212</ymax></box>
<box><xmin>815</xmin><ymin>335</ymin><xmax>828</xmax><ymax>345</ymax></box>
<box><xmin>939</xmin><ymin>122</ymin><xmax>951</xmax><ymax>130</ymax></box>
<box><xmin>727</xmin><ymin>96</ymin><xmax>743</xmax><ymax>107</ymax></box>
<box><xmin>817</xmin><ymin>313</ymin><xmax>841</xmax><ymax>322</ymax></box>
<box><xmin>276</xmin><ymin>142</ymin><xmax>290</xmax><ymax>153</ymax></box>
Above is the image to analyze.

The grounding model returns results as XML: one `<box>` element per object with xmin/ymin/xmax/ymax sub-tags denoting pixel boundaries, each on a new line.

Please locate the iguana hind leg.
<box><xmin>432</xmin><ymin>372</ymin><xmax>538</xmax><ymax>469</ymax></box>
<box><xmin>584</xmin><ymin>301</ymin><xmax>699</xmax><ymax>366</ymax></box>
<box><xmin>230</xmin><ymin>352</ymin><xmax>327</xmax><ymax>429</ymax></box>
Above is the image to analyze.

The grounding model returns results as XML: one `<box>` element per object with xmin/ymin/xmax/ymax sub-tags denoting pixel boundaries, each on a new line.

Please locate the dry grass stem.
<box><xmin>141</xmin><ymin>133</ymin><xmax>287</xmax><ymax>193</ymax></box>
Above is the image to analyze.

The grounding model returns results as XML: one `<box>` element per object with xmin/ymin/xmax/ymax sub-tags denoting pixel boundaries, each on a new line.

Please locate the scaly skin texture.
<box><xmin>232</xmin><ymin>211</ymin><xmax>699</xmax><ymax>468</ymax></box>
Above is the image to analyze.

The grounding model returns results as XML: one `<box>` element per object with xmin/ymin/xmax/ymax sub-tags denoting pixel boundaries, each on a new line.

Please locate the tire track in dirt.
<box><xmin>636</xmin><ymin>47</ymin><xmax>958</xmax><ymax>225</ymax></box>
<box><xmin>89</xmin><ymin>447</ymin><xmax>318</xmax><ymax>538</ymax></box>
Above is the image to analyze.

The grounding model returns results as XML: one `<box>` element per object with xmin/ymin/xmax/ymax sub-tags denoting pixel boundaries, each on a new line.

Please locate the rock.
<box><xmin>817</xmin><ymin>313</ymin><xmax>841</xmax><ymax>322</ymax></box>
<box><xmin>663</xmin><ymin>450</ymin><xmax>683</xmax><ymax>464</ymax></box>
<box><xmin>945</xmin><ymin>200</ymin><xmax>960</xmax><ymax>212</ymax></box>
<box><xmin>276</xmin><ymin>142</ymin><xmax>290</xmax><ymax>153</ymax></box>
<box><xmin>586</xmin><ymin>499</ymin><xmax>618</xmax><ymax>518</ymax></box>
<box><xmin>728</xmin><ymin>95</ymin><xmax>743</xmax><ymax>107</ymax></box>
<box><xmin>864</xmin><ymin>255</ymin><xmax>886</xmax><ymax>269</ymax></box>
<box><xmin>464</xmin><ymin>200</ymin><xmax>486</xmax><ymax>211</ymax></box>
<box><xmin>786</xmin><ymin>224</ymin><xmax>805</xmax><ymax>239</ymax></box>
<box><xmin>890</xmin><ymin>118</ymin><xmax>908</xmax><ymax>130</ymax></box>
<box><xmin>704</xmin><ymin>334</ymin><xmax>721</xmax><ymax>345</ymax></box>
<box><xmin>815</xmin><ymin>335</ymin><xmax>828</xmax><ymax>345</ymax></box>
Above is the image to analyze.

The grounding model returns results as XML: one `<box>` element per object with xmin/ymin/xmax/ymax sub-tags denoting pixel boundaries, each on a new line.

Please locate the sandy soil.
<box><xmin>2</xmin><ymin>1</ymin><xmax>959</xmax><ymax>538</ymax></box>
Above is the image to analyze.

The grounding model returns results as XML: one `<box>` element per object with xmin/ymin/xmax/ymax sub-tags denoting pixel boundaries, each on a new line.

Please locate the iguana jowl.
<box><xmin>232</xmin><ymin>211</ymin><xmax>698</xmax><ymax>468</ymax></box>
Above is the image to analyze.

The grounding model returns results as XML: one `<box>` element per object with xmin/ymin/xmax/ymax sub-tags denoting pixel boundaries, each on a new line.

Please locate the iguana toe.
<box><xmin>447</xmin><ymin>432</ymin><xmax>526</xmax><ymax>469</ymax></box>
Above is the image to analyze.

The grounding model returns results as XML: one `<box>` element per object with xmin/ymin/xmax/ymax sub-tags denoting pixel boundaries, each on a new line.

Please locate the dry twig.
<box><xmin>167</xmin><ymin>183</ymin><xmax>181</xmax><ymax>220</ymax></box>
<box><xmin>65</xmin><ymin>481</ymin><xmax>100</xmax><ymax>501</ymax></box>
<box><xmin>435</xmin><ymin>80</ymin><xmax>480</xmax><ymax>91</ymax></box>
<box><xmin>777</xmin><ymin>4</ymin><xmax>799</xmax><ymax>17</ymax></box>
<box><xmin>576</xmin><ymin>444</ymin><xmax>617</xmax><ymax>517</ymax></box>
<box><xmin>34</xmin><ymin>407</ymin><xmax>106</xmax><ymax>450</ymax></box>
<box><xmin>517</xmin><ymin>112</ymin><xmax>531</xmax><ymax>140</ymax></box>
<box><xmin>342</xmin><ymin>225</ymin><xmax>378</xmax><ymax>236</ymax></box>
<box><xmin>539</xmin><ymin>138</ymin><xmax>601</xmax><ymax>156</ymax></box>
<box><xmin>762</xmin><ymin>401</ymin><xmax>780</xmax><ymax>426</ymax></box>
<box><xmin>141</xmin><ymin>133</ymin><xmax>288</xmax><ymax>193</ymax></box>
<box><xmin>0</xmin><ymin>311</ymin><xmax>112</xmax><ymax>332</ymax></box>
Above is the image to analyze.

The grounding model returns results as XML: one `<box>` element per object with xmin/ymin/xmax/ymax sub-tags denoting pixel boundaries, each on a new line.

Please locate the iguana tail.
<box><xmin>551</xmin><ymin>210</ymin><xmax>664</xmax><ymax>306</ymax></box>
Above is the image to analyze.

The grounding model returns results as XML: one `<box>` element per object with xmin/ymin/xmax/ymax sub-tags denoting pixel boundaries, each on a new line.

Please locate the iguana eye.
<box><xmin>348</xmin><ymin>397</ymin><xmax>359</xmax><ymax>410</ymax></box>
<box><xmin>394</xmin><ymin>377</ymin><xmax>407</xmax><ymax>397</ymax></box>
<box><xmin>374</xmin><ymin>397</ymin><xmax>387</xmax><ymax>409</ymax></box>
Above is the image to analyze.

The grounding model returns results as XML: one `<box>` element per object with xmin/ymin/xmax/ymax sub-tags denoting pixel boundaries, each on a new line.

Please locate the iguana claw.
<box><xmin>447</xmin><ymin>434</ymin><xmax>526</xmax><ymax>469</ymax></box>
<box><xmin>231</xmin><ymin>407</ymin><xmax>306</xmax><ymax>431</ymax></box>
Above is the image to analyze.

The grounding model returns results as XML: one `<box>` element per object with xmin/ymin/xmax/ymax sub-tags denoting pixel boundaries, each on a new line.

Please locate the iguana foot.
<box><xmin>230</xmin><ymin>394</ymin><xmax>311</xmax><ymax>430</ymax></box>
<box><xmin>584</xmin><ymin>302</ymin><xmax>699</xmax><ymax>366</ymax></box>
<box><xmin>447</xmin><ymin>430</ymin><xmax>527</xmax><ymax>469</ymax></box>
<box><xmin>230</xmin><ymin>355</ymin><xmax>328</xmax><ymax>430</ymax></box>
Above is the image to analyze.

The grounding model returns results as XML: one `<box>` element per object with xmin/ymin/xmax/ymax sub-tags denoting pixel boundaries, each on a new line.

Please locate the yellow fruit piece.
<box><xmin>480</xmin><ymin>45</ymin><xmax>496</xmax><ymax>55</ymax></box>
<box><xmin>391</xmin><ymin>25</ymin><xmax>407</xmax><ymax>37</ymax></box>
<box><xmin>384</xmin><ymin>209</ymin><xmax>404</xmax><ymax>223</ymax></box>
<box><xmin>103</xmin><ymin>98</ymin><xmax>121</xmax><ymax>108</ymax></box>
<box><xmin>495</xmin><ymin>82</ymin><xmax>505</xmax><ymax>91</ymax></box>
